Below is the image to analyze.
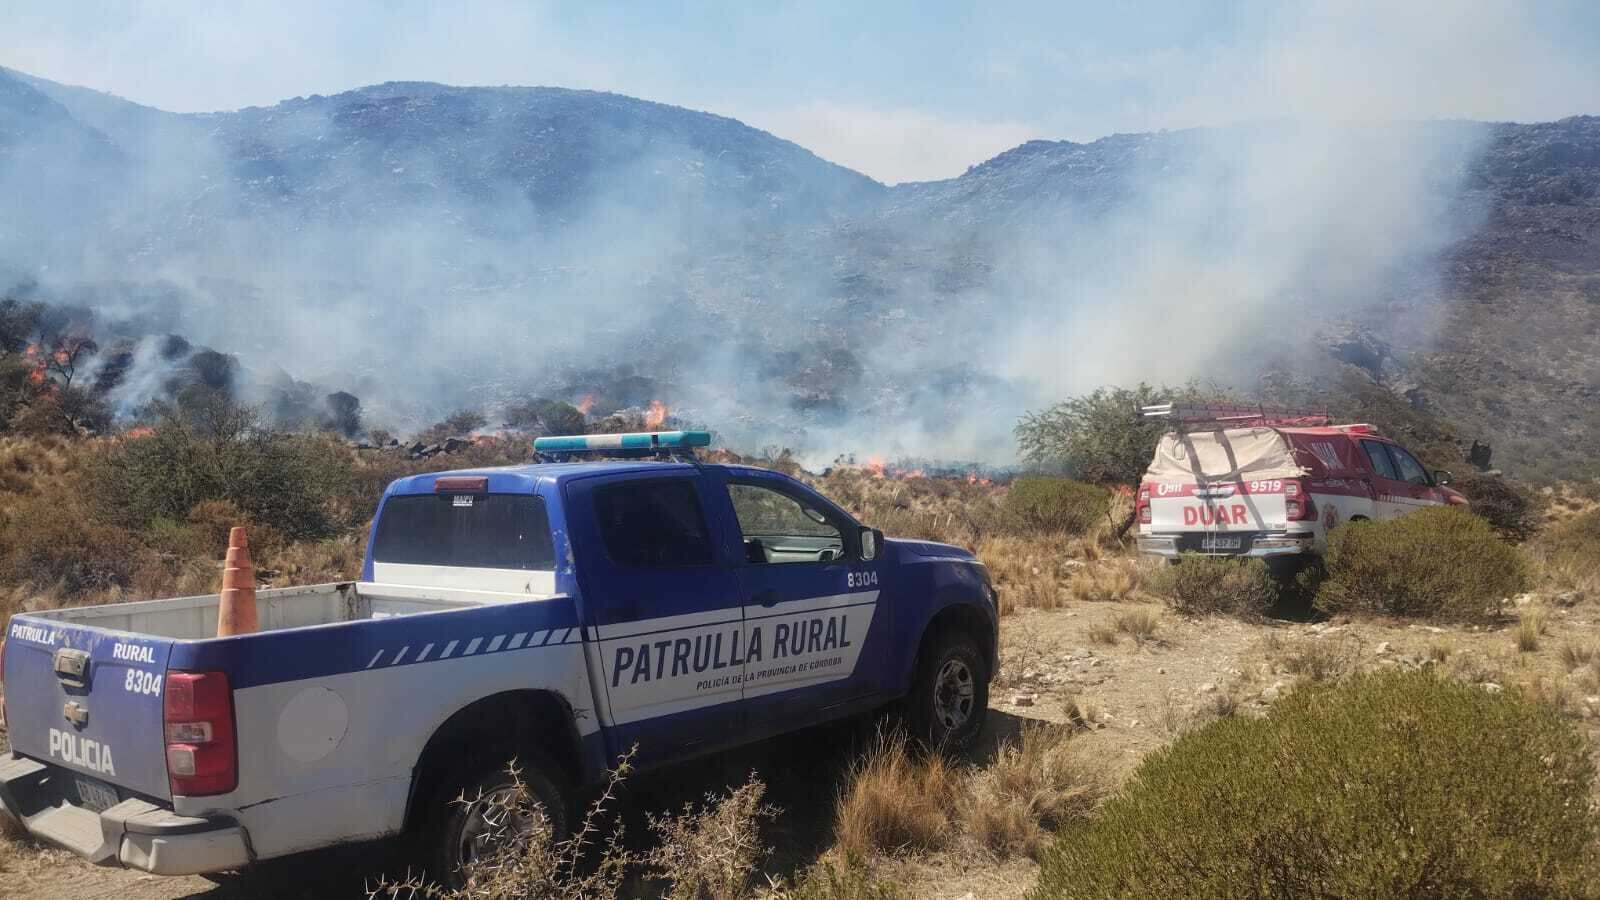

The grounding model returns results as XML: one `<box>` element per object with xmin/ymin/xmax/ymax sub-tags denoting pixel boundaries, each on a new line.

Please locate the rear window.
<box><xmin>372</xmin><ymin>494</ymin><xmax>554</xmax><ymax>569</ymax></box>
<box><xmin>594</xmin><ymin>479</ymin><xmax>715</xmax><ymax>567</ymax></box>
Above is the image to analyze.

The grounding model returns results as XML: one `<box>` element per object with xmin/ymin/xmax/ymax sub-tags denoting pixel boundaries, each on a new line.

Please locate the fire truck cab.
<box><xmin>1134</xmin><ymin>405</ymin><xmax>1466</xmax><ymax>560</ymax></box>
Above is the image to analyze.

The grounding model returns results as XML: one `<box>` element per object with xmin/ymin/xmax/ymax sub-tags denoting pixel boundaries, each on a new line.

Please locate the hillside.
<box><xmin>1</xmin><ymin>66</ymin><xmax>1597</xmax><ymax>476</ymax></box>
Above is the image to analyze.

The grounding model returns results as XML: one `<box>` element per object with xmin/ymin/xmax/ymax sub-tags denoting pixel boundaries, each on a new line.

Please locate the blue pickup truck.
<box><xmin>0</xmin><ymin>431</ymin><xmax>997</xmax><ymax>885</ymax></box>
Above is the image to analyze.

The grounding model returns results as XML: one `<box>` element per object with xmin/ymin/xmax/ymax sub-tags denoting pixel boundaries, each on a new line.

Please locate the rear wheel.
<box><xmin>904</xmin><ymin>629</ymin><xmax>989</xmax><ymax>752</ymax></box>
<box><xmin>417</xmin><ymin>751</ymin><xmax>569</xmax><ymax>890</ymax></box>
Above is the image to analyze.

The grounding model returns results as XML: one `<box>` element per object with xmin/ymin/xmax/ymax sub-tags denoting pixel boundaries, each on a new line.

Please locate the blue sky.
<box><xmin>5</xmin><ymin>1</ymin><xmax>1599</xmax><ymax>182</ymax></box>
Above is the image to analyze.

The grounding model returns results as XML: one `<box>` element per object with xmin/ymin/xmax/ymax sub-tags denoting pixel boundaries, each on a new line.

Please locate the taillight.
<box><xmin>1137</xmin><ymin>487</ymin><xmax>1152</xmax><ymax>525</ymax></box>
<box><xmin>1285</xmin><ymin>482</ymin><xmax>1317</xmax><ymax>521</ymax></box>
<box><xmin>163</xmin><ymin>671</ymin><xmax>237</xmax><ymax>796</ymax></box>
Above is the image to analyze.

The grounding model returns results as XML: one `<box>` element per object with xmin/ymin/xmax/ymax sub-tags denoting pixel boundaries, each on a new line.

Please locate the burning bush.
<box><xmin>1317</xmin><ymin>506</ymin><xmax>1527</xmax><ymax>623</ymax></box>
<box><xmin>1033</xmin><ymin>670</ymin><xmax>1599</xmax><ymax>899</ymax></box>
<box><xmin>1001</xmin><ymin>476</ymin><xmax>1108</xmax><ymax>536</ymax></box>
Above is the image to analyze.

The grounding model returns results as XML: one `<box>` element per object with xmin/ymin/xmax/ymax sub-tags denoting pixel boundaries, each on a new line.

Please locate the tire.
<box><xmin>416</xmin><ymin>750</ymin><xmax>569</xmax><ymax>890</ymax></box>
<box><xmin>904</xmin><ymin>629</ymin><xmax>989</xmax><ymax>752</ymax></box>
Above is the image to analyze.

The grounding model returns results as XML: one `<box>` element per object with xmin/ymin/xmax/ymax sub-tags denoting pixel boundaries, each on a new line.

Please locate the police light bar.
<box><xmin>533</xmin><ymin>430</ymin><xmax>711</xmax><ymax>454</ymax></box>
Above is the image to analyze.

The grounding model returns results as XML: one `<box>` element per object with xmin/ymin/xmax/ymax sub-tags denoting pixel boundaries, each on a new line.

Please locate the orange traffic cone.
<box><xmin>218</xmin><ymin>526</ymin><xmax>259</xmax><ymax>636</ymax></box>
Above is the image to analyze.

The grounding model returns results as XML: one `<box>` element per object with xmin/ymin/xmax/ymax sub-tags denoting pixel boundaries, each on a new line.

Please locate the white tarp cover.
<box><xmin>1145</xmin><ymin>427</ymin><xmax>1307</xmax><ymax>482</ymax></box>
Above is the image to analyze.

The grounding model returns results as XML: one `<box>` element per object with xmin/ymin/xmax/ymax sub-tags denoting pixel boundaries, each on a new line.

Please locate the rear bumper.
<box><xmin>1137</xmin><ymin>532</ymin><xmax>1315</xmax><ymax>559</ymax></box>
<box><xmin>0</xmin><ymin>752</ymin><xmax>251</xmax><ymax>875</ymax></box>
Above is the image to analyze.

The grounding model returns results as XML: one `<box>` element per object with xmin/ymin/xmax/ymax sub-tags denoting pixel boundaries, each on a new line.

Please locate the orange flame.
<box><xmin>575</xmin><ymin>393</ymin><xmax>597</xmax><ymax>415</ymax></box>
<box><xmin>645</xmin><ymin>400</ymin><xmax>669</xmax><ymax>429</ymax></box>
<box><xmin>53</xmin><ymin>349</ymin><xmax>71</xmax><ymax>365</ymax></box>
<box><xmin>27</xmin><ymin>368</ymin><xmax>45</xmax><ymax>385</ymax></box>
<box><xmin>23</xmin><ymin>344</ymin><xmax>39</xmax><ymax>358</ymax></box>
<box><xmin>125</xmin><ymin>426</ymin><xmax>155</xmax><ymax>440</ymax></box>
<box><xmin>865</xmin><ymin>456</ymin><xmax>886</xmax><ymax>478</ymax></box>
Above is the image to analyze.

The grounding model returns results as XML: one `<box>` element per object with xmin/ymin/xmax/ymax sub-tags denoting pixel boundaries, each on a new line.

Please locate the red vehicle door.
<box><xmin>1383</xmin><ymin>442</ymin><xmax>1445</xmax><ymax>507</ymax></box>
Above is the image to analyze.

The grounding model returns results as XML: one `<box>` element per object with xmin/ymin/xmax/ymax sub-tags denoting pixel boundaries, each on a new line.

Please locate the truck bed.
<box><xmin>20</xmin><ymin>582</ymin><xmax>498</xmax><ymax>641</ymax></box>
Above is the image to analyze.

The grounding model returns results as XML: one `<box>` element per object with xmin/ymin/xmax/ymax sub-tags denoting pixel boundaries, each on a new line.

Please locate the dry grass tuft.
<box><xmin>1426</xmin><ymin>641</ymin><xmax>1455</xmax><ymax>665</ymax></box>
<box><xmin>1111</xmin><ymin>609</ymin><xmax>1160</xmax><ymax>647</ymax></box>
<box><xmin>1560</xmin><ymin>643</ymin><xmax>1597</xmax><ymax>672</ymax></box>
<box><xmin>1066</xmin><ymin>559</ymin><xmax>1144</xmax><ymax>604</ymax></box>
<box><xmin>959</xmin><ymin>725</ymin><xmax>1102</xmax><ymax>859</ymax></box>
<box><xmin>1086</xmin><ymin>622</ymin><xmax>1119</xmax><ymax>646</ymax></box>
<box><xmin>1516</xmin><ymin>607</ymin><xmax>1548</xmax><ymax>653</ymax></box>
<box><xmin>833</xmin><ymin>733</ymin><xmax>959</xmax><ymax>859</ymax></box>
<box><xmin>1276</xmin><ymin>634</ymin><xmax>1362</xmax><ymax>683</ymax></box>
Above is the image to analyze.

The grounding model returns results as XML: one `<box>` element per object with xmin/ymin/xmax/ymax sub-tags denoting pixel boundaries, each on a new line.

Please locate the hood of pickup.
<box><xmin>888</xmin><ymin>538</ymin><xmax>977</xmax><ymax>562</ymax></box>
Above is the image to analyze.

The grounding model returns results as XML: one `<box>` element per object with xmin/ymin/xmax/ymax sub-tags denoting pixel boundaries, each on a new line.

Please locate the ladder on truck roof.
<box><xmin>1140</xmin><ymin>402</ymin><xmax>1333</xmax><ymax>430</ymax></box>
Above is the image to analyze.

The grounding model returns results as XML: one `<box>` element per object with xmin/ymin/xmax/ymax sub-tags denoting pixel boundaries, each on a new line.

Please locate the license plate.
<box><xmin>73</xmin><ymin>774</ymin><xmax>119</xmax><ymax>812</ymax></box>
<box><xmin>1200</xmin><ymin>535</ymin><xmax>1243</xmax><ymax>551</ymax></box>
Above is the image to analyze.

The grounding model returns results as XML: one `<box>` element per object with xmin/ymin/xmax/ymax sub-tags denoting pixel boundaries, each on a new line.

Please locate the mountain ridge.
<box><xmin>1</xmin><ymin>66</ymin><xmax>1597</xmax><ymax>476</ymax></box>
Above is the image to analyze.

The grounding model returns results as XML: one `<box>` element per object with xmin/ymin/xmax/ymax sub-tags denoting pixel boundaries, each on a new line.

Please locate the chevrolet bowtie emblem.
<box><xmin>63</xmin><ymin>701</ymin><xmax>89</xmax><ymax>728</ymax></box>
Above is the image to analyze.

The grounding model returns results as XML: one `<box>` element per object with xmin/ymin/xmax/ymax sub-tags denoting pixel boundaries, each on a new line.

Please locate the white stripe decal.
<box><xmin>486</xmin><ymin>635</ymin><xmax>507</xmax><ymax>653</ymax></box>
<box><xmin>559</xmin><ymin>627</ymin><xmax>574</xmax><ymax>644</ymax></box>
<box><xmin>416</xmin><ymin>643</ymin><xmax>435</xmax><ymax>661</ymax></box>
<box><xmin>464</xmin><ymin>638</ymin><xmax>483</xmax><ymax>656</ymax></box>
<box><xmin>508</xmin><ymin>632</ymin><xmax>528</xmax><ymax>650</ymax></box>
<box><xmin>365</xmin><ymin>650</ymin><xmax>385</xmax><ymax>669</ymax></box>
<box><xmin>439</xmin><ymin>640</ymin><xmax>459</xmax><ymax>659</ymax></box>
<box><xmin>391</xmin><ymin>646</ymin><xmax>410</xmax><ymax>666</ymax></box>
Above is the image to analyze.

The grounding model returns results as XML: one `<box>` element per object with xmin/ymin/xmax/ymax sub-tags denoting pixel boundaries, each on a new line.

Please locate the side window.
<box><xmin>593</xmin><ymin>480</ymin><xmax>714</xmax><ymax>567</ymax></box>
<box><xmin>1360</xmin><ymin>440</ymin><xmax>1400</xmax><ymax>480</ymax></box>
<box><xmin>729</xmin><ymin>482</ymin><xmax>845</xmax><ymax>565</ymax></box>
<box><xmin>1387</xmin><ymin>445</ymin><xmax>1432</xmax><ymax>486</ymax></box>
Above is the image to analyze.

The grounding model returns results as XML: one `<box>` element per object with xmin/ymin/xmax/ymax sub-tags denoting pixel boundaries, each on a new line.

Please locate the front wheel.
<box><xmin>904</xmin><ymin>629</ymin><xmax>989</xmax><ymax>752</ymax></box>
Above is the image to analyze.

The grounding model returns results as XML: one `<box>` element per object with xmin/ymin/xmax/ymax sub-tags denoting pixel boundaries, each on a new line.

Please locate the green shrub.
<box><xmin>1002</xmin><ymin>476</ymin><xmax>1108</xmax><ymax>535</ymax></box>
<box><xmin>1318</xmin><ymin>506</ymin><xmax>1527</xmax><ymax>623</ymax></box>
<box><xmin>86</xmin><ymin>413</ymin><xmax>355</xmax><ymax>540</ymax></box>
<box><xmin>0</xmin><ymin>485</ymin><xmax>148</xmax><ymax>597</ymax></box>
<box><xmin>1150</xmin><ymin>555</ymin><xmax>1277</xmax><ymax>616</ymax></box>
<box><xmin>1033</xmin><ymin>670</ymin><xmax>1599</xmax><ymax>900</ymax></box>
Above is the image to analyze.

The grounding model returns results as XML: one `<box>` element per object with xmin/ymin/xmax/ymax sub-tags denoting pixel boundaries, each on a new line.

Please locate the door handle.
<box><xmin>752</xmin><ymin>589</ymin><xmax>782</xmax><ymax>608</ymax></box>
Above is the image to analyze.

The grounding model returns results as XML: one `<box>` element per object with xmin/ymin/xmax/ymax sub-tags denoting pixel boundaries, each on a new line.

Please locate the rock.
<box><xmin>1262</xmin><ymin>680</ymin><xmax>1289</xmax><ymax>702</ymax></box>
<box><xmin>1021</xmin><ymin>668</ymin><xmax>1038</xmax><ymax>681</ymax></box>
<box><xmin>1512</xmin><ymin>592</ymin><xmax>1536</xmax><ymax>608</ymax></box>
<box><xmin>1375</xmin><ymin>641</ymin><xmax>1392</xmax><ymax>654</ymax></box>
<box><xmin>1197</xmin><ymin>682</ymin><xmax>1217</xmax><ymax>694</ymax></box>
<box><xmin>1309</xmin><ymin>622</ymin><xmax>1329</xmax><ymax>633</ymax></box>
<box><xmin>1012</xmin><ymin>693</ymin><xmax>1036</xmax><ymax>707</ymax></box>
<box><xmin>1555</xmin><ymin>591</ymin><xmax>1581</xmax><ymax>607</ymax></box>
<box><xmin>1157</xmin><ymin>667</ymin><xmax>1167</xmax><ymax>675</ymax></box>
<box><xmin>1482</xmin><ymin>682</ymin><xmax>1503</xmax><ymax>694</ymax></box>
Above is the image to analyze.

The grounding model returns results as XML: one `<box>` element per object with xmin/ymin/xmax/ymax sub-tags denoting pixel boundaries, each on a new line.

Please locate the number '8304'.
<box><xmin>125</xmin><ymin>669</ymin><xmax>163</xmax><ymax>696</ymax></box>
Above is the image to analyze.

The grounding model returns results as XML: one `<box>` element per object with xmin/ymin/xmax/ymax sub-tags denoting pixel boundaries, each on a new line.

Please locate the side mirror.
<box><xmin>1433</xmin><ymin>470</ymin><xmax>1454</xmax><ymax>486</ymax></box>
<box><xmin>860</xmin><ymin>527</ymin><xmax>883</xmax><ymax>561</ymax></box>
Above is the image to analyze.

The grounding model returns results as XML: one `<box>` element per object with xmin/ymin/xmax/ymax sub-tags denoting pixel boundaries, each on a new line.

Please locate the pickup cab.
<box><xmin>1134</xmin><ymin>410</ymin><xmax>1466</xmax><ymax>560</ymax></box>
<box><xmin>0</xmin><ymin>431</ymin><xmax>997</xmax><ymax>885</ymax></box>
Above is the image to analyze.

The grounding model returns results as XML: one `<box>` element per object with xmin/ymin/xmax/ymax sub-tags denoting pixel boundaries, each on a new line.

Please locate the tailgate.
<box><xmin>1148</xmin><ymin>481</ymin><xmax>1289</xmax><ymax>532</ymax></box>
<box><xmin>4</xmin><ymin>615</ymin><xmax>173</xmax><ymax>800</ymax></box>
